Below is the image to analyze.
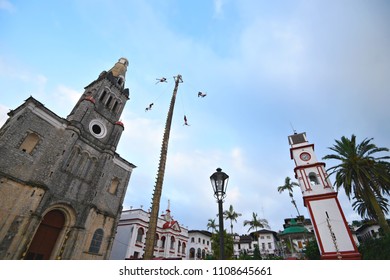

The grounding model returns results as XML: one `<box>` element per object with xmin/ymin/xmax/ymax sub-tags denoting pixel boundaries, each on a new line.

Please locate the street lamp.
<box><xmin>210</xmin><ymin>168</ymin><xmax>229</xmax><ymax>260</ymax></box>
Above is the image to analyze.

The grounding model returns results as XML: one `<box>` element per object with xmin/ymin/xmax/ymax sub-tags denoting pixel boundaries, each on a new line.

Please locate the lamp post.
<box><xmin>210</xmin><ymin>168</ymin><xmax>229</xmax><ymax>260</ymax></box>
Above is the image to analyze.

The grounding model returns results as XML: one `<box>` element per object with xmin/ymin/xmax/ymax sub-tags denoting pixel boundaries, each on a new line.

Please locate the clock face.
<box><xmin>300</xmin><ymin>152</ymin><xmax>311</xmax><ymax>161</ymax></box>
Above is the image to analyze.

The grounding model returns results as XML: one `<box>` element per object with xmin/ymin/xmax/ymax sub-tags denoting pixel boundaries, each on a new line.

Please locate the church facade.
<box><xmin>0</xmin><ymin>58</ymin><xmax>135</xmax><ymax>259</ymax></box>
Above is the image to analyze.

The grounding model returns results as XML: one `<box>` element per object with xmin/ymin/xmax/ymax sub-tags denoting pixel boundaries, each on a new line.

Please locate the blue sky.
<box><xmin>1</xmin><ymin>0</ymin><xmax>390</xmax><ymax>233</ymax></box>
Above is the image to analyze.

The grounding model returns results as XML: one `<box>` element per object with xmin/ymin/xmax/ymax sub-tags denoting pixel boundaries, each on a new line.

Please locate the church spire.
<box><xmin>109</xmin><ymin>57</ymin><xmax>128</xmax><ymax>78</ymax></box>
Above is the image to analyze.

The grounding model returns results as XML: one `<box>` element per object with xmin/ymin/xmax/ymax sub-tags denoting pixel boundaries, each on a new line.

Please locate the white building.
<box><xmin>110</xmin><ymin>207</ymin><xmax>188</xmax><ymax>259</ymax></box>
<box><xmin>256</xmin><ymin>229</ymin><xmax>280</xmax><ymax>257</ymax></box>
<box><xmin>233</xmin><ymin>230</ymin><xmax>280</xmax><ymax>259</ymax></box>
<box><xmin>188</xmin><ymin>230</ymin><xmax>212</xmax><ymax>259</ymax></box>
<box><xmin>233</xmin><ymin>234</ymin><xmax>253</xmax><ymax>258</ymax></box>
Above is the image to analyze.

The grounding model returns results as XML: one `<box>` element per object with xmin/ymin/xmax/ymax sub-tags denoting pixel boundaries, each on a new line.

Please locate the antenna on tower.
<box><xmin>289</xmin><ymin>122</ymin><xmax>297</xmax><ymax>134</ymax></box>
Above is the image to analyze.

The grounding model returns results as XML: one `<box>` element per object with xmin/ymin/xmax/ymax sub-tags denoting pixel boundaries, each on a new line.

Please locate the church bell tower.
<box><xmin>288</xmin><ymin>132</ymin><xmax>360</xmax><ymax>259</ymax></box>
<box><xmin>0</xmin><ymin>58</ymin><xmax>135</xmax><ymax>260</ymax></box>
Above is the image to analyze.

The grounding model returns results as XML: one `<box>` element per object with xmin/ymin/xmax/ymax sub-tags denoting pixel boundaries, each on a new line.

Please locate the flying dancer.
<box><xmin>183</xmin><ymin>115</ymin><xmax>190</xmax><ymax>126</ymax></box>
<box><xmin>145</xmin><ymin>103</ymin><xmax>154</xmax><ymax>112</ymax></box>
<box><xmin>155</xmin><ymin>77</ymin><xmax>167</xmax><ymax>84</ymax></box>
<box><xmin>197</xmin><ymin>92</ymin><xmax>207</xmax><ymax>98</ymax></box>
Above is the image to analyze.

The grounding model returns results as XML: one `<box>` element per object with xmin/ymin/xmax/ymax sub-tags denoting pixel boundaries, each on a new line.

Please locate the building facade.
<box><xmin>233</xmin><ymin>230</ymin><xmax>279</xmax><ymax>259</ymax></box>
<box><xmin>0</xmin><ymin>58</ymin><xmax>135</xmax><ymax>259</ymax></box>
<box><xmin>188</xmin><ymin>230</ymin><xmax>212</xmax><ymax>260</ymax></box>
<box><xmin>110</xmin><ymin>207</ymin><xmax>189</xmax><ymax>259</ymax></box>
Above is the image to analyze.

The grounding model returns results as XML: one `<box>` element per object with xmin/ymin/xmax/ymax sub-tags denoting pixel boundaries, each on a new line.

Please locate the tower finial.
<box><xmin>289</xmin><ymin>122</ymin><xmax>297</xmax><ymax>134</ymax></box>
<box><xmin>109</xmin><ymin>57</ymin><xmax>128</xmax><ymax>78</ymax></box>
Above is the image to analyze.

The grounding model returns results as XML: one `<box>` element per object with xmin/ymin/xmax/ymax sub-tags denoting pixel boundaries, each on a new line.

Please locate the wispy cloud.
<box><xmin>0</xmin><ymin>0</ymin><xmax>15</xmax><ymax>12</ymax></box>
<box><xmin>213</xmin><ymin>0</ymin><xmax>224</xmax><ymax>18</ymax></box>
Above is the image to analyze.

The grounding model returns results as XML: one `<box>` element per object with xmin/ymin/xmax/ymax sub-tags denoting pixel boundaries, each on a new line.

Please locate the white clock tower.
<box><xmin>288</xmin><ymin>132</ymin><xmax>360</xmax><ymax>259</ymax></box>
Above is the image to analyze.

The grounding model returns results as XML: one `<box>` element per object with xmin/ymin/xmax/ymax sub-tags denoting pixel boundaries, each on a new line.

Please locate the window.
<box><xmin>100</xmin><ymin>90</ymin><xmax>107</xmax><ymax>101</ymax></box>
<box><xmin>89</xmin><ymin>229</ymin><xmax>104</xmax><ymax>254</ymax></box>
<box><xmin>309</xmin><ymin>172</ymin><xmax>319</xmax><ymax>185</ymax></box>
<box><xmin>182</xmin><ymin>242</ymin><xmax>186</xmax><ymax>254</ymax></box>
<box><xmin>89</xmin><ymin>119</ymin><xmax>107</xmax><ymax>139</ymax></box>
<box><xmin>191</xmin><ymin>237</ymin><xmax>195</xmax><ymax>243</ymax></box>
<box><xmin>112</xmin><ymin>101</ymin><xmax>119</xmax><ymax>112</ymax></box>
<box><xmin>268</xmin><ymin>242</ymin><xmax>272</xmax><ymax>249</ymax></box>
<box><xmin>106</xmin><ymin>96</ymin><xmax>112</xmax><ymax>107</ymax></box>
<box><xmin>161</xmin><ymin>236</ymin><xmax>166</xmax><ymax>248</ymax></box>
<box><xmin>136</xmin><ymin>228</ymin><xmax>144</xmax><ymax>243</ymax></box>
<box><xmin>177</xmin><ymin>241</ymin><xmax>181</xmax><ymax>253</ymax></box>
<box><xmin>170</xmin><ymin>236</ymin><xmax>175</xmax><ymax>249</ymax></box>
<box><xmin>108</xmin><ymin>178</ymin><xmax>120</xmax><ymax>194</ymax></box>
<box><xmin>20</xmin><ymin>132</ymin><xmax>40</xmax><ymax>154</ymax></box>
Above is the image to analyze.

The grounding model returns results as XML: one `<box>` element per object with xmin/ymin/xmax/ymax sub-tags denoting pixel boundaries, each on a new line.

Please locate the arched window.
<box><xmin>182</xmin><ymin>242</ymin><xmax>186</xmax><ymax>254</ymax></box>
<box><xmin>177</xmin><ymin>241</ymin><xmax>181</xmax><ymax>253</ymax></box>
<box><xmin>160</xmin><ymin>236</ymin><xmax>166</xmax><ymax>248</ymax></box>
<box><xmin>189</xmin><ymin>248</ymin><xmax>195</xmax><ymax>259</ymax></box>
<box><xmin>170</xmin><ymin>236</ymin><xmax>175</xmax><ymax>249</ymax></box>
<box><xmin>136</xmin><ymin>228</ymin><xmax>144</xmax><ymax>243</ymax></box>
<box><xmin>89</xmin><ymin>228</ymin><xmax>104</xmax><ymax>254</ymax></box>
<box><xmin>309</xmin><ymin>172</ymin><xmax>319</xmax><ymax>186</ymax></box>
<box><xmin>20</xmin><ymin>132</ymin><xmax>40</xmax><ymax>154</ymax></box>
<box><xmin>112</xmin><ymin>101</ymin><xmax>119</xmax><ymax>112</ymax></box>
<box><xmin>99</xmin><ymin>90</ymin><xmax>107</xmax><ymax>101</ymax></box>
<box><xmin>191</xmin><ymin>237</ymin><xmax>195</xmax><ymax>243</ymax></box>
<box><xmin>106</xmin><ymin>96</ymin><xmax>112</xmax><ymax>107</ymax></box>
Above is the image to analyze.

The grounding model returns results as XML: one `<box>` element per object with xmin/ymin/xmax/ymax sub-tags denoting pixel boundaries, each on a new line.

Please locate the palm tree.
<box><xmin>277</xmin><ymin>177</ymin><xmax>301</xmax><ymax>217</ymax></box>
<box><xmin>207</xmin><ymin>218</ymin><xmax>218</xmax><ymax>233</ymax></box>
<box><xmin>223</xmin><ymin>205</ymin><xmax>242</xmax><ymax>234</ymax></box>
<box><xmin>243</xmin><ymin>212</ymin><xmax>269</xmax><ymax>236</ymax></box>
<box><xmin>352</xmin><ymin>195</ymin><xmax>389</xmax><ymax>221</ymax></box>
<box><xmin>323</xmin><ymin>135</ymin><xmax>390</xmax><ymax>235</ymax></box>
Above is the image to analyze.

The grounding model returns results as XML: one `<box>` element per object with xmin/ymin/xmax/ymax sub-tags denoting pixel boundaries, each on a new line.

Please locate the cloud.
<box><xmin>213</xmin><ymin>0</ymin><xmax>224</xmax><ymax>18</ymax></box>
<box><xmin>0</xmin><ymin>0</ymin><xmax>15</xmax><ymax>12</ymax></box>
<box><xmin>55</xmin><ymin>84</ymin><xmax>81</xmax><ymax>105</ymax></box>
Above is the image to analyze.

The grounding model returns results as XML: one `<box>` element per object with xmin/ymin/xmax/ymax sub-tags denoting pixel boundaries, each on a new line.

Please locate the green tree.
<box><xmin>223</xmin><ymin>205</ymin><xmax>242</xmax><ymax>234</ymax></box>
<box><xmin>358</xmin><ymin>235</ymin><xmax>390</xmax><ymax>259</ymax></box>
<box><xmin>252</xmin><ymin>244</ymin><xmax>262</xmax><ymax>260</ymax></box>
<box><xmin>207</xmin><ymin>218</ymin><xmax>218</xmax><ymax>233</ymax></box>
<box><xmin>210</xmin><ymin>230</ymin><xmax>234</xmax><ymax>259</ymax></box>
<box><xmin>352</xmin><ymin>195</ymin><xmax>389</xmax><ymax>221</ymax></box>
<box><xmin>277</xmin><ymin>177</ymin><xmax>301</xmax><ymax>217</ymax></box>
<box><xmin>243</xmin><ymin>212</ymin><xmax>269</xmax><ymax>239</ymax></box>
<box><xmin>304</xmin><ymin>239</ymin><xmax>321</xmax><ymax>260</ymax></box>
<box><xmin>323</xmin><ymin>135</ymin><xmax>390</xmax><ymax>236</ymax></box>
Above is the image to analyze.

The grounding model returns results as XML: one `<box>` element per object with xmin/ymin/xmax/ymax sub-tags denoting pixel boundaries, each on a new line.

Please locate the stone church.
<box><xmin>0</xmin><ymin>58</ymin><xmax>136</xmax><ymax>259</ymax></box>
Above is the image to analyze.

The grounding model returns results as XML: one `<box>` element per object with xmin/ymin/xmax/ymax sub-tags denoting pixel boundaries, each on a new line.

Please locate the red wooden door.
<box><xmin>25</xmin><ymin>210</ymin><xmax>65</xmax><ymax>260</ymax></box>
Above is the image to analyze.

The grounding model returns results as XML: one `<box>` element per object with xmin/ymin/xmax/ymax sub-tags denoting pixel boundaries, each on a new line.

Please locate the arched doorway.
<box><xmin>25</xmin><ymin>210</ymin><xmax>65</xmax><ymax>260</ymax></box>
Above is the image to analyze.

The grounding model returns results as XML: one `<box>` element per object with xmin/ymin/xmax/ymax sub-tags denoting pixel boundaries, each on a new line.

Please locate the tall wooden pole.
<box><xmin>143</xmin><ymin>75</ymin><xmax>182</xmax><ymax>260</ymax></box>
